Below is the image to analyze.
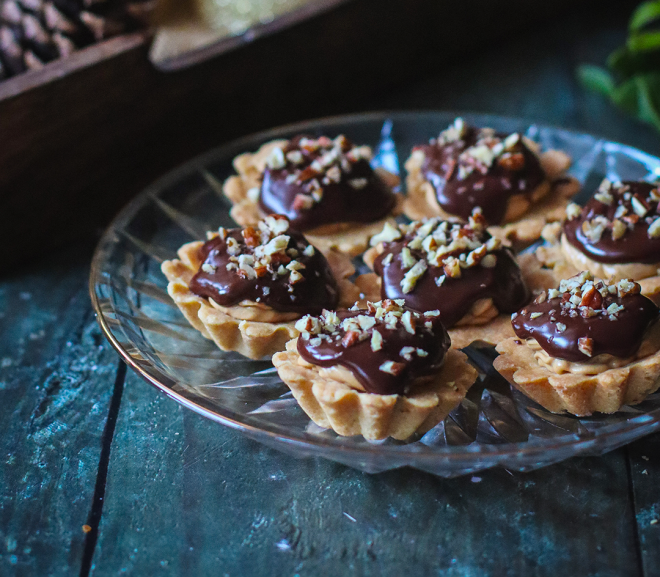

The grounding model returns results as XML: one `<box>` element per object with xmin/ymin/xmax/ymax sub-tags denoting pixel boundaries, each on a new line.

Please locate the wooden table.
<box><xmin>2</xmin><ymin>5</ymin><xmax>660</xmax><ymax>576</ymax></box>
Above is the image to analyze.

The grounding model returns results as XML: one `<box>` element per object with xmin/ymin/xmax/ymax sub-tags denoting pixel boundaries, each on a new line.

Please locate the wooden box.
<box><xmin>0</xmin><ymin>0</ymin><xmax>610</xmax><ymax>269</ymax></box>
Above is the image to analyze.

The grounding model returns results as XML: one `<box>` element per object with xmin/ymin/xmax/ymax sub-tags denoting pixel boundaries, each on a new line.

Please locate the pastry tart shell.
<box><xmin>223</xmin><ymin>139</ymin><xmax>404</xmax><ymax>257</ymax></box>
<box><xmin>494</xmin><ymin>336</ymin><xmax>660</xmax><ymax>416</ymax></box>
<box><xmin>356</xmin><ymin>246</ymin><xmax>547</xmax><ymax>349</ymax></box>
<box><xmin>272</xmin><ymin>340</ymin><xmax>478</xmax><ymax>440</ymax></box>
<box><xmin>403</xmin><ymin>148</ymin><xmax>579</xmax><ymax>242</ymax></box>
<box><xmin>531</xmin><ymin>236</ymin><xmax>660</xmax><ymax>306</ymax></box>
<box><xmin>162</xmin><ymin>240</ymin><xmax>360</xmax><ymax>360</ymax></box>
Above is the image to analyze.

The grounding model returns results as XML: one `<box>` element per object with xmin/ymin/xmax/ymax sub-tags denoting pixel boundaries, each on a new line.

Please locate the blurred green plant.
<box><xmin>578</xmin><ymin>0</ymin><xmax>660</xmax><ymax>131</ymax></box>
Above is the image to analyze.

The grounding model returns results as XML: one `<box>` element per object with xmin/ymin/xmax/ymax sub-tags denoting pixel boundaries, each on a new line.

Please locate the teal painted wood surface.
<box><xmin>0</xmin><ymin>248</ymin><xmax>123</xmax><ymax>576</ymax></box>
<box><xmin>2</xmin><ymin>2</ymin><xmax>660</xmax><ymax>576</ymax></box>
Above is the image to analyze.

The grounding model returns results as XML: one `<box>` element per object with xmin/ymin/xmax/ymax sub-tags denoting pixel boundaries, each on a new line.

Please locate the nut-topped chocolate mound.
<box><xmin>412</xmin><ymin>118</ymin><xmax>546</xmax><ymax>224</ymax></box>
<box><xmin>563</xmin><ymin>179</ymin><xmax>660</xmax><ymax>264</ymax></box>
<box><xmin>257</xmin><ymin>135</ymin><xmax>396</xmax><ymax>231</ymax></box>
<box><xmin>511</xmin><ymin>271</ymin><xmax>660</xmax><ymax>362</ymax></box>
<box><xmin>190</xmin><ymin>216</ymin><xmax>339</xmax><ymax>314</ymax></box>
<box><xmin>295</xmin><ymin>300</ymin><xmax>450</xmax><ymax>395</ymax></box>
<box><xmin>370</xmin><ymin>214</ymin><xmax>529</xmax><ymax>327</ymax></box>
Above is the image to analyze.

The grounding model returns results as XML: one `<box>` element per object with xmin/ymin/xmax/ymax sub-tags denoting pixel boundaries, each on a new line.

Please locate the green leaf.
<box><xmin>611</xmin><ymin>77</ymin><xmax>640</xmax><ymax>115</ymax></box>
<box><xmin>610</xmin><ymin>73</ymin><xmax>660</xmax><ymax>132</ymax></box>
<box><xmin>630</xmin><ymin>0</ymin><xmax>660</xmax><ymax>31</ymax></box>
<box><xmin>627</xmin><ymin>30</ymin><xmax>660</xmax><ymax>53</ymax></box>
<box><xmin>634</xmin><ymin>74</ymin><xmax>660</xmax><ymax>130</ymax></box>
<box><xmin>608</xmin><ymin>45</ymin><xmax>660</xmax><ymax>78</ymax></box>
<box><xmin>577</xmin><ymin>65</ymin><xmax>615</xmax><ymax>96</ymax></box>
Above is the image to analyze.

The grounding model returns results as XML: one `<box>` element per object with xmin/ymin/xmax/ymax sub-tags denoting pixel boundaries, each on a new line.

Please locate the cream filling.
<box><xmin>208</xmin><ymin>298</ymin><xmax>300</xmax><ymax>322</ymax></box>
<box><xmin>526</xmin><ymin>322</ymin><xmax>660</xmax><ymax>375</ymax></box>
<box><xmin>561</xmin><ymin>233</ymin><xmax>660</xmax><ymax>283</ymax></box>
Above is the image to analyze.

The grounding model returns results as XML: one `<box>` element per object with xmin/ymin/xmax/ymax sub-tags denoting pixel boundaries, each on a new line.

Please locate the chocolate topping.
<box><xmin>511</xmin><ymin>272</ymin><xmax>660</xmax><ymax>362</ymax></box>
<box><xmin>371</xmin><ymin>216</ymin><xmax>530</xmax><ymax>327</ymax></box>
<box><xmin>189</xmin><ymin>216</ymin><xmax>339</xmax><ymax>314</ymax></box>
<box><xmin>257</xmin><ymin>135</ymin><xmax>396</xmax><ymax>231</ymax></box>
<box><xmin>296</xmin><ymin>301</ymin><xmax>450</xmax><ymax>395</ymax></box>
<box><xmin>416</xmin><ymin>118</ymin><xmax>546</xmax><ymax>224</ymax></box>
<box><xmin>563</xmin><ymin>179</ymin><xmax>660</xmax><ymax>264</ymax></box>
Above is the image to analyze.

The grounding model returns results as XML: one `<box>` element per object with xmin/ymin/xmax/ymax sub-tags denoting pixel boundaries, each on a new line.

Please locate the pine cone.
<box><xmin>0</xmin><ymin>0</ymin><xmax>153</xmax><ymax>80</ymax></box>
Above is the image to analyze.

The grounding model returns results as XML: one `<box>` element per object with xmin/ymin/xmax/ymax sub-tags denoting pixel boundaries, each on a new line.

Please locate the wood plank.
<box><xmin>0</xmin><ymin>246</ymin><xmax>123</xmax><ymax>576</ymax></box>
<box><xmin>90</xmin><ymin>372</ymin><xmax>640</xmax><ymax>576</ymax></box>
<box><xmin>89</xmin><ymin>370</ymin><xmax>186</xmax><ymax>575</ymax></box>
<box><xmin>625</xmin><ymin>436</ymin><xmax>660</xmax><ymax>576</ymax></box>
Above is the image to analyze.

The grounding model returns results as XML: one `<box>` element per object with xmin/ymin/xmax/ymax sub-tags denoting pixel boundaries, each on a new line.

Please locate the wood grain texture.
<box><xmin>0</xmin><ymin>247</ymin><xmax>123</xmax><ymax>576</ymax></box>
<box><xmin>90</xmin><ymin>376</ymin><xmax>641</xmax><ymax>577</ymax></box>
<box><xmin>0</xmin><ymin>0</ymin><xmax>607</xmax><ymax>270</ymax></box>
<box><xmin>626</xmin><ymin>437</ymin><xmax>660</xmax><ymax>576</ymax></box>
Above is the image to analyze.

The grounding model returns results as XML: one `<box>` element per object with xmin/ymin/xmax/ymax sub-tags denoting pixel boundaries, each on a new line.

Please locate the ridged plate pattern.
<box><xmin>90</xmin><ymin>112</ymin><xmax>660</xmax><ymax>477</ymax></box>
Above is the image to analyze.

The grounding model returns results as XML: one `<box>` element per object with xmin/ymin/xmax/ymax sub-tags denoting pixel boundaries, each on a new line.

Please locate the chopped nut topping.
<box><xmin>265</xmin><ymin>146</ymin><xmax>286</xmax><ymax>170</ymax></box>
<box><xmin>530</xmin><ymin>271</ymin><xmax>642</xmax><ymax>325</ymax></box>
<box><xmin>201</xmin><ymin>263</ymin><xmax>216</xmax><ymax>274</ymax></box>
<box><xmin>578</xmin><ymin>336</ymin><xmax>593</xmax><ymax>357</ymax></box>
<box><xmin>371</xmin><ymin>330</ymin><xmax>383</xmax><ymax>352</ymax></box>
<box><xmin>202</xmin><ymin>217</ymin><xmax>322</xmax><ymax>289</ymax></box>
<box><xmin>379</xmin><ymin>361</ymin><xmax>405</xmax><ymax>376</ymax></box>
<box><xmin>401</xmin><ymin>260</ymin><xmax>428</xmax><ymax>294</ymax></box>
<box><xmin>570</xmin><ymin>180</ymin><xmax>660</xmax><ymax>243</ymax></box>
<box><xmin>372</xmin><ymin>217</ymin><xmax>506</xmax><ymax>294</ymax></box>
<box><xmin>436</xmin><ymin>117</ymin><xmax>467</xmax><ymax>144</ymax></box>
<box><xmin>266</xmin><ymin>135</ymin><xmax>377</xmax><ymax>213</ymax></box>
<box><xmin>566</xmin><ymin>203</ymin><xmax>582</xmax><ymax>220</ymax></box>
<box><xmin>370</xmin><ymin>221</ymin><xmax>402</xmax><ymax>246</ymax></box>
<box><xmin>649</xmin><ymin>217</ymin><xmax>660</xmax><ymax>239</ymax></box>
<box><xmin>296</xmin><ymin>300</ymin><xmax>438</xmax><ymax>359</ymax></box>
<box><xmin>432</xmin><ymin>120</ymin><xmax>534</xmax><ymax>181</ymax></box>
<box><xmin>618</xmin><ymin>278</ymin><xmax>641</xmax><ymax>297</ymax></box>
<box><xmin>611</xmin><ymin>219</ymin><xmax>627</xmax><ymax>240</ymax></box>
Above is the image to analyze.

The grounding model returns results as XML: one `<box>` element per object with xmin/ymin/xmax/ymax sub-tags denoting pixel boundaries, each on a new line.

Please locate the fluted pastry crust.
<box><xmin>404</xmin><ymin>148</ymin><xmax>578</xmax><ymax>242</ymax></box>
<box><xmin>494</xmin><ymin>334</ymin><xmax>660</xmax><ymax>416</ymax></box>
<box><xmin>531</xmin><ymin>235</ymin><xmax>660</xmax><ymax>306</ymax></box>
<box><xmin>223</xmin><ymin>139</ymin><xmax>404</xmax><ymax>257</ymax></box>
<box><xmin>162</xmin><ymin>240</ymin><xmax>360</xmax><ymax>360</ymax></box>
<box><xmin>272</xmin><ymin>339</ymin><xmax>477</xmax><ymax>440</ymax></box>
<box><xmin>356</xmin><ymin>246</ymin><xmax>548</xmax><ymax>350</ymax></box>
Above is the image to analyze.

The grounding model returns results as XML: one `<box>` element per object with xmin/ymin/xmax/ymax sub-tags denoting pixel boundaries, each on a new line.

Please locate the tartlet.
<box><xmin>357</xmin><ymin>214</ymin><xmax>532</xmax><ymax>349</ymax></box>
<box><xmin>272</xmin><ymin>300</ymin><xmax>478</xmax><ymax>440</ymax></box>
<box><xmin>161</xmin><ymin>216</ymin><xmax>360</xmax><ymax>359</ymax></box>
<box><xmin>404</xmin><ymin>118</ymin><xmax>578</xmax><ymax>242</ymax></box>
<box><xmin>535</xmin><ymin>179</ymin><xmax>660</xmax><ymax>303</ymax></box>
<box><xmin>494</xmin><ymin>271</ymin><xmax>660</xmax><ymax>416</ymax></box>
<box><xmin>222</xmin><ymin>135</ymin><xmax>403</xmax><ymax>256</ymax></box>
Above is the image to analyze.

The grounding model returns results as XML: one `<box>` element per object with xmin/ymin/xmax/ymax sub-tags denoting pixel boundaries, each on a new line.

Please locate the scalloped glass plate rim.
<box><xmin>90</xmin><ymin>109</ymin><xmax>660</xmax><ymax>467</ymax></box>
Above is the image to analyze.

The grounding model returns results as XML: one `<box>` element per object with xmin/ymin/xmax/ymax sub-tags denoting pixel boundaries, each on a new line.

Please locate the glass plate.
<box><xmin>90</xmin><ymin>111</ymin><xmax>660</xmax><ymax>477</ymax></box>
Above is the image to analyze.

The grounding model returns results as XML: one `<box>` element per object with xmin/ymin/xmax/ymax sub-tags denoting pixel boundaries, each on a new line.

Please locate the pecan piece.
<box><xmin>534</xmin><ymin>291</ymin><xmax>547</xmax><ymax>304</ymax></box>
<box><xmin>497</xmin><ymin>152</ymin><xmax>525</xmax><ymax>171</ymax></box>
<box><xmin>580</xmin><ymin>287</ymin><xmax>603</xmax><ymax>309</ymax></box>
<box><xmin>297</xmin><ymin>166</ymin><xmax>321</xmax><ymax>182</ymax></box>
<box><xmin>292</xmin><ymin>193</ymin><xmax>314</xmax><ymax>211</ymax></box>
<box><xmin>241</xmin><ymin>226</ymin><xmax>260</xmax><ymax>248</ymax></box>
<box><xmin>578</xmin><ymin>337</ymin><xmax>593</xmax><ymax>357</ymax></box>
<box><xmin>342</xmin><ymin>330</ymin><xmax>360</xmax><ymax>348</ymax></box>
